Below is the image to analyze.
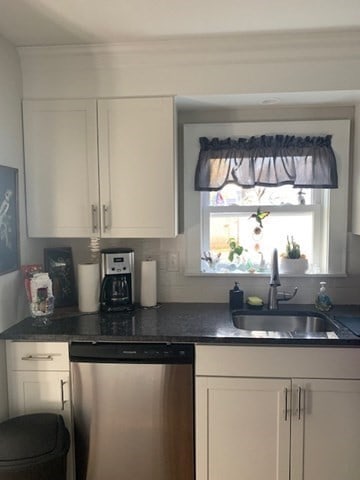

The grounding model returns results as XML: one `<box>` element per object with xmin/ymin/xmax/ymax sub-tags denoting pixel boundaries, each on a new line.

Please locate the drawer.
<box><xmin>195</xmin><ymin>345</ymin><xmax>360</xmax><ymax>379</ymax></box>
<box><xmin>6</xmin><ymin>341</ymin><xmax>69</xmax><ymax>371</ymax></box>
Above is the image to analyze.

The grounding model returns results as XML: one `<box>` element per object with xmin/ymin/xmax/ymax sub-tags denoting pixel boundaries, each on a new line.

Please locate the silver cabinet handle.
<box><xmin>296</xmin><ymin>386</ymin><xmax>302</xmax><ymax>420</ymax></box>
<box><xmin>60</xmin><ymin>380</ymin><xmax>67</xmax><ymax>411</ymax></box>
<box><xmin>21</xmin><ymin>354</ymin><xmax>54</xmax><ymax>361</ymax></box>
<box><xmin>284</xmin><ymin>387</ymin><xmax>289</xmax><ymax>421</ymax></box>
<box><xmin>91</xmin><ymin>204</ymin><xmax>98</xmax><ymax>233</ymax></box>
<box><xmin>102</xmin><ymin>204</ymin><xmax>110</xmax><ymax>232</ymax></box>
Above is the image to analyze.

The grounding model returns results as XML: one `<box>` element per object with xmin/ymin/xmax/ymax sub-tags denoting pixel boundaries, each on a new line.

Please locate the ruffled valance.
<box><xmin>194</xmin><ymin>134</ymin><xmax>338</xmax><ymax>191</ymax></box>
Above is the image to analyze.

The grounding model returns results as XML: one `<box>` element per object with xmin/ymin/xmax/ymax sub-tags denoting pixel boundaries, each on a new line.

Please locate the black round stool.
<box><xmin>0</xmin><ymin>413</ymin><xmax>70</xmax><ymax>480</ymax></box>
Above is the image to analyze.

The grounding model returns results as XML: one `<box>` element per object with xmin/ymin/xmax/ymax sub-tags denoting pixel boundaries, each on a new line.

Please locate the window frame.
<box><xmin>184</xmin><ymin>120</ymin><xmax>350</xmax><ymax>276</ymax></box>
<box><xmin>202</xmin><ymin>197</ymin><xmax>323</xmax><ymax>273</ymax></box>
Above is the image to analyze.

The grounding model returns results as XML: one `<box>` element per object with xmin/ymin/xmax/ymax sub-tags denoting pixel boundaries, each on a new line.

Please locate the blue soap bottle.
<box><xmin>315</xmin><ymin>281</ymin><xmax>333</xmax><ymax>312</ymax></box>
<box><xmin>229</xmin><ymin>281</ymin><xmax>244</xmax><ymax>310</ymax></box>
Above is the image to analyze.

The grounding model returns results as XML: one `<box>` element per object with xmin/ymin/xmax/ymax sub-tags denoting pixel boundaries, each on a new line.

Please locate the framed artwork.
<box><xmin>0</xmin><ymin>165</ymin><xmax>19</xmax><ymax>275</ymax></box>
<box><xmin>44</xmin><ymin>247</ymin><xmax>77</xmax><ymax>307</ymax></box>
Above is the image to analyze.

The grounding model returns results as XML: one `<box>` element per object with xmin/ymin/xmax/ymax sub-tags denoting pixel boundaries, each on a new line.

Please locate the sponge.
<box><xmin>246</xmin><ymin>296</ymin><xmax>264</xmax><ymax>306</ymax></box>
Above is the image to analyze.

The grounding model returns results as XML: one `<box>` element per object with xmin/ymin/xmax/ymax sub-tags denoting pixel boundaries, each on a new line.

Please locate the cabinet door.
<box><xmin>23</xmin><ymin>99</ymin><xmax>99</xmax><ymax>237</ymax></box>
<box><xmin>98</xmin><ymin>96</ymin><xmax>177</xmax><ymax>237</ymax></box>
<box><xmin>291</xmin><ymin>379</ymin><xmax>360</xmax><ymax>480</ymax></box>
<box><xmin>7</xmin><ymin>370</ymin><xmax>71</xmax><ymax>425</ymax></box>
<box><xmin>196</xmin><ymin>376</ymin><xmax>291</xmax><ymax>480</ymax></box>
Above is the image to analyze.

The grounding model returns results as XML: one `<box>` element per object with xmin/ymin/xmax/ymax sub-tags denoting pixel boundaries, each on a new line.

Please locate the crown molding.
<box><xmin>18</xmin><ymin>28</ymin><xmax>360</xmax><ymax>68</ymax></box>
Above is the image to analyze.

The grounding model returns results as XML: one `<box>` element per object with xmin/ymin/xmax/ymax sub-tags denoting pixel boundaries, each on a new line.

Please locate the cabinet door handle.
<box><xmin>296</xmin><ymin>386</ymin><xmax>302</xmax><ymax>420</ymax></box>
<box><xmin>21</xmin><ymin>354</ymin><xmax>54</xmax><ymax>361</ymax></box>
<box><xmin>283</xmin><ymin>387</ymin><xmax>289</xmax><ymax>421</ymax></box>
<box><xmin>60</xmin><ymin>380</ymin><xmax>67</xmax><ymax>411</ymax></box>
<box><xmin>102</xmin><ymin>204</ymin><xmax>110</xmax><ymax>231</ymax></box>
<box><xmin>91</xmin><ymin>204</ymin><xmax>98</xmax><ymax>233</ymax></box>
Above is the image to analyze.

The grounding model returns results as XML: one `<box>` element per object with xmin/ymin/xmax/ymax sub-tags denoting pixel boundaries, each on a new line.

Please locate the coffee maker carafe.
<box><xmin>100</xmin><ymin>248</ymin><xmax>135</xmax><ymax>312</ymax></box>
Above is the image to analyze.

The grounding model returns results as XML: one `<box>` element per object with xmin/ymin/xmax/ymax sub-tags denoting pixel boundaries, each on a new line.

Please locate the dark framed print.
<box><xmin>0</xmin><ymin>165</ymin><xmax>19</xmax><ymax>275</ymax></box>
<box><xmin>44</xmin><ymin>247</ymin><xmax>76</xmax><ymax>307</ymax></box>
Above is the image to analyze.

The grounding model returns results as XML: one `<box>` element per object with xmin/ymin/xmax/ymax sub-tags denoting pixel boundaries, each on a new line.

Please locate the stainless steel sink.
<box><xmin>232</xmin><ymin>311</ymin><xmax>336</xmax><ymax>333</ymax></box>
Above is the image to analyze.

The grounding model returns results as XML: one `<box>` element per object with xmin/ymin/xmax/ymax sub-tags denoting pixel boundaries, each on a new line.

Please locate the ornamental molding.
<box><xmin>18</xmin><ymin>29</ymin><xmax>360</xmax><ymax>69</ymax></box>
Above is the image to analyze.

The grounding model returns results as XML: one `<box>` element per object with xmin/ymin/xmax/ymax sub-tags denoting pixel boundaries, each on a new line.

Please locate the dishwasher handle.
<box><xmin>69</xmin><ymin>342</ymin><xmax>194</xmax><ymax>364</ymax></box>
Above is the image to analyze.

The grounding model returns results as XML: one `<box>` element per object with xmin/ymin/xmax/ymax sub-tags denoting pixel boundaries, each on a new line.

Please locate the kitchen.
<box><xmin>0</xmin><ymin>1</ymin><xmax>360</xmax><ymax>479</ymax></box>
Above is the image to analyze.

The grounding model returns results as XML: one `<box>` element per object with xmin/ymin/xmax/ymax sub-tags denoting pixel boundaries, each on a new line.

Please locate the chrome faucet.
<box><xmin>268</xmin><ymin>248</ymin><xmax>298</xmax><ymax>309</ymax></box>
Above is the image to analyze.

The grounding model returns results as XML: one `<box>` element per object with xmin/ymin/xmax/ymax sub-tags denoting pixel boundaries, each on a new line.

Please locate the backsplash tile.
<box><xmin>49</xmin><ymin>233</ymin><xmax>360</xmax><ymax>305</ymax></box>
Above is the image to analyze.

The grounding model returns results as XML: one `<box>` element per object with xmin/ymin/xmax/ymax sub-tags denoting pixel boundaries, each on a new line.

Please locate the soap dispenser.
<box><xmin>315</xmin><ymin>281</ymin><xmax>333</xmax><ymax>312</ymax></box>
<box><xmin>229</xmin><ymin>281</ymin><xmax>244</xmax><ymax>310</ymax></box>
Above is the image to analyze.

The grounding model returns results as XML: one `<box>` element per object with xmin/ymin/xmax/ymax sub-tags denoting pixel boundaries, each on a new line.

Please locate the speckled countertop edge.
<box><xmin>1</xmin><ymin>303</ymin><xmax>360</xmax><ymax>346</ymax></box>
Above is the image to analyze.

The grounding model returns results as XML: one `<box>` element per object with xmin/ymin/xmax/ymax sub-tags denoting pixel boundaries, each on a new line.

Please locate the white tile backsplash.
<box><xmin>49</xmin><ymin>232</ymin><xmax>360</xmax><ymax>305</ymax></box>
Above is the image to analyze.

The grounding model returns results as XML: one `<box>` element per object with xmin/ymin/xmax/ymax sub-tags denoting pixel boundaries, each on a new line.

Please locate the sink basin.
<box><xmin>232</xmin><ymin>311</ymin><xmax>336</xmax><ymax>333</ymax></box>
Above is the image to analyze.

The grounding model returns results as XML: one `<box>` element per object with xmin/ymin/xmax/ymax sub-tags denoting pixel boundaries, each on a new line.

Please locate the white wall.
<box><xmin>0</xmin><ymin>35</ymin><xmax>24</xmax><ymax>421</ymax></box>
<box><xmin>17</xmin><ymin>30</ymin><xmax>360</xmax><ymax>307</ymax></box>
<box><xmin>18</xmin><ymin>30</ymin><xmax>360</xmax><ymax>99</ymax></box>
<box><xmin>0</xmin><ymin>35</ymin><xmax>47</xmax><ymax>421</ymax></box>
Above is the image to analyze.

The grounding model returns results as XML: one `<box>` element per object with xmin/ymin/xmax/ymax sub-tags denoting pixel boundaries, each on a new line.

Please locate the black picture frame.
<box><xmin>0</xmin><ymin>165</ymin><xmax>19</xmax><ymax>275</ymax></box>
<box><xmin>44</xmin><ymin>247</ymin><xmax>77</xmax><ymax>307</ymax></box>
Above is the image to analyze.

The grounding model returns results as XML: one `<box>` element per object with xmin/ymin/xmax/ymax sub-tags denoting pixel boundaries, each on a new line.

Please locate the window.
<box><xmin>201</xmin><ymin>184</ymin><xmax>322</xmax><ymax>274</ymax></box>
<box><xmin>184</xmin><ymin>120</ymin><xmax>350</xmax><ymax>276</ymax></box>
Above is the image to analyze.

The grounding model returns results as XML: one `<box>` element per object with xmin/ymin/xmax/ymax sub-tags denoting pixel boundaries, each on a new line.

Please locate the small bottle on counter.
<box><xmin>229</xmin><ymin>281</ymin><xmax>244</xmax><ymax>310</ymax></box>
<box><xmin>315</xmin><ymin>281</ymin><xmax>333</xmax><ymax>312</ymax></box>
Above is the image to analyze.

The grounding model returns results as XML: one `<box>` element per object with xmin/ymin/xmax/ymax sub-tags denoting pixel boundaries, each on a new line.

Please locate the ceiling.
<box><xmin>0</xmin><ymin>0</ymin><xmax>359</xmax><ymax>47</ymax></box>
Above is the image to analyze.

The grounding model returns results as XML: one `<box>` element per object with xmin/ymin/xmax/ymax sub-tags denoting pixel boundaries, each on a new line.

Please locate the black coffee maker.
<box><xmin>100</xmin><ymin>248</ymin><xmax>135</xmax><ymax>312</ymax></box>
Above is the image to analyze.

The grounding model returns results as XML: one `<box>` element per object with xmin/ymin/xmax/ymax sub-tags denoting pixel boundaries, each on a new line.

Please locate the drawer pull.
<box><xmin>295</xmin><ymin>386</ymin><xmax>302</xmax><ymax>420</ymax></box>
<box><xmin>91</xmin><ymin>204</ymin><xmax>98</xmax><ymax>233</ymax></box>
<box><xmin>283</xmin><ymin>387</ymin><xmax>289</xmax><ymax>421</ymax></box>
<box><xmin>102</xmin><ymin>204</ymin><xmax>111</xmax><ymax>232</ymax></box>
<box><xmin>21</xmin><ymin>354</ymin><xmax>54</xmax><ymax>361</ymax></box>
<box><xmin>60</xmin><ymin>379</ymin><xmax>67</xmax><ymax>410</ymax></box>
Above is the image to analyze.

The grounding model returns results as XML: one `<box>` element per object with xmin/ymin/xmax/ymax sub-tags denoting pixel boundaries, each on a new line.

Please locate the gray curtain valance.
<box><xmin>194</xmin><ymin>134</ymin><xmax>338</xmax><ymax>191</ymax></box>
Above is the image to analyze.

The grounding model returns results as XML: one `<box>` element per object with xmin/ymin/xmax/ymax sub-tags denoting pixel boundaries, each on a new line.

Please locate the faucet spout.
<box><xmin>269</xmin><ymin>248</ymin><xmax>281</xmax><ymax>287</ymax></box>
<box><xmin>268</xmin><ymin>248</ymin><xmax>298</xmax><ymax>309</ymax></box>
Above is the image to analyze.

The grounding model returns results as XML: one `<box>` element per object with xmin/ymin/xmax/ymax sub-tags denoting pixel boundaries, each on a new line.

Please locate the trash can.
<box><xmin>0</xmin><ymin>413</ymin><xmax>70</xmax><ymax>480</ymax></box>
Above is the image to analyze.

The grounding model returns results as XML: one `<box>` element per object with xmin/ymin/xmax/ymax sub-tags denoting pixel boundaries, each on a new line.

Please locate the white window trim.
<box><xmin>184</xmin><ymin>120</ymin><xmax>350</xmax><ymax>276</ymax></box>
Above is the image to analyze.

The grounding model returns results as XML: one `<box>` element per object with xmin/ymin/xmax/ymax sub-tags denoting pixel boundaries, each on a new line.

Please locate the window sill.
<box><xmin>184</xmin><ymin>271</ymin><xmax>348</xmax><ymax>278</ymax></box>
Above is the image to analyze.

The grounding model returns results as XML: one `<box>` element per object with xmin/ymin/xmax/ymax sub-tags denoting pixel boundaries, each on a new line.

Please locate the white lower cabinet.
<box><xmin>6</xmin><ymin>341</ymin><xmax>74</xmax><ymax>480</ymax></box>
<box><xmin>195</xmin><ymin>346</ymin><xmax>360</xmax><ymax>480</ymax></box>
<box><xmin>196</xmin><ymin>376</ymin><xmax>291</xmax><ymax>480</ymax></box>
<box><xmin>291</xmin><ymin>378</ymin><xmax>360</xmax><ymax>480</ymax></box>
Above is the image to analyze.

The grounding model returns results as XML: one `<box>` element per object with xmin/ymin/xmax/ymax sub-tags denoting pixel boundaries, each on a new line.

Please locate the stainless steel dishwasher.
<box><xmin>70</xmin><ymin>342</ymin><xmax>194</xmax><ymax>480</ymax></box>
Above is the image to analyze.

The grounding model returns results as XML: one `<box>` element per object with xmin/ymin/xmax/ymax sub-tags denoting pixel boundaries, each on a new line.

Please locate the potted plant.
<box><xmin>280</xmin><ymin>236</ymin><xmax>308</xmax><ymax>274</ymax></box>
<box><xmin>228</xmin><ymin>237</ymin><xmax>245</xmax><ymax>263</ymax></box>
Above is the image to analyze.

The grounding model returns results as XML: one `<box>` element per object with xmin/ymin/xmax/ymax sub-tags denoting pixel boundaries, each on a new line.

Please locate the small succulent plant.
<box><xmin>285</xmin><ymin>236</ymin><xmax>301</xmax><ymax>259</ymax></box>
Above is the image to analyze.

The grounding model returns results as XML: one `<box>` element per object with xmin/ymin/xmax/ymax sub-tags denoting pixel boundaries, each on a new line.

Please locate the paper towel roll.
<box><xmin>78</xmin><ymin>263</ymin><xmax>100</xmax><ymax>313</ymax></box>
<box><xmin>140</xmin><ymin>260</ymin><xmax>157</xmax><ymax>307</ymax></box>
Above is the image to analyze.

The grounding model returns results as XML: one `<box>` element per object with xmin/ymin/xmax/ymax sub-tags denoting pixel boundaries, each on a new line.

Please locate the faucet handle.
<box><xmin>278</xmin><ymin>287</ymin><xmax>298</xmax><ymax>303</ymax></box>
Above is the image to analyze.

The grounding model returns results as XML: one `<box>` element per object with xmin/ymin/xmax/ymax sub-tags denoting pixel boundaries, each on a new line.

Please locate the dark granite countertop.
<box><xmin>1</xmin><ymin>303</ymin><xmax>360</xmax><ymax>346</ymax></box>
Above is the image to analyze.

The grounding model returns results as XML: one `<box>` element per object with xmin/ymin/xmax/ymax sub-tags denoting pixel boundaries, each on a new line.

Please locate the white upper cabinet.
<box><xmin>352</xmin><ymin>104</ymin><xmax>360</xmax><ymax>234</ymax></box>
<box><xmin>23</xmin><ymin>96</ymin><xmax>177</xmax><ymax>238</ymax></box>
<box><xmin>23</xmin><ymin>99</ymin><xmax>99</xmax><ymax>237</ymax></box>
<box><xmin>97</xmin><ymin>97</ymin><xmax>177</xmax><ymax>237</ymax></box>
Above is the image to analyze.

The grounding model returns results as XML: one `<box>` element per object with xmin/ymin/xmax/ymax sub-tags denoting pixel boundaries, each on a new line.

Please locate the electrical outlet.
<box><xmin>167</xmin><ymin>252</ymin><xmax>179</xmax><ymax>272</ymax></box>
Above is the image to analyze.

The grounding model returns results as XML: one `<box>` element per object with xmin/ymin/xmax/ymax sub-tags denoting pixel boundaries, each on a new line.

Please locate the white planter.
<box><xmin>279</xmin><ymin>257</ymin><xmax>309</xmax><ymax>274</ymax></box>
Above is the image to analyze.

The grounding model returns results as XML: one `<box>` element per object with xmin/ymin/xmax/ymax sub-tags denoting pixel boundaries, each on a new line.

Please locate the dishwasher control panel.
<box><xmin>70</xmin><ymin>342</ymin><xmax>194</xmax><ymax>364</ymax></box>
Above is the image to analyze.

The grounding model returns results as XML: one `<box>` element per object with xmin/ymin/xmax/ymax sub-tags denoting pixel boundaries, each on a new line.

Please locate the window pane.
<box><xmin>203</xmin><ymin>211</ymin><xmax>313</xmax><ymax>273</ymax></box>
<box><xmin>209</xmin><ymin>185</ymin><xmax>313</xmax><ymax>207</ymax></box>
